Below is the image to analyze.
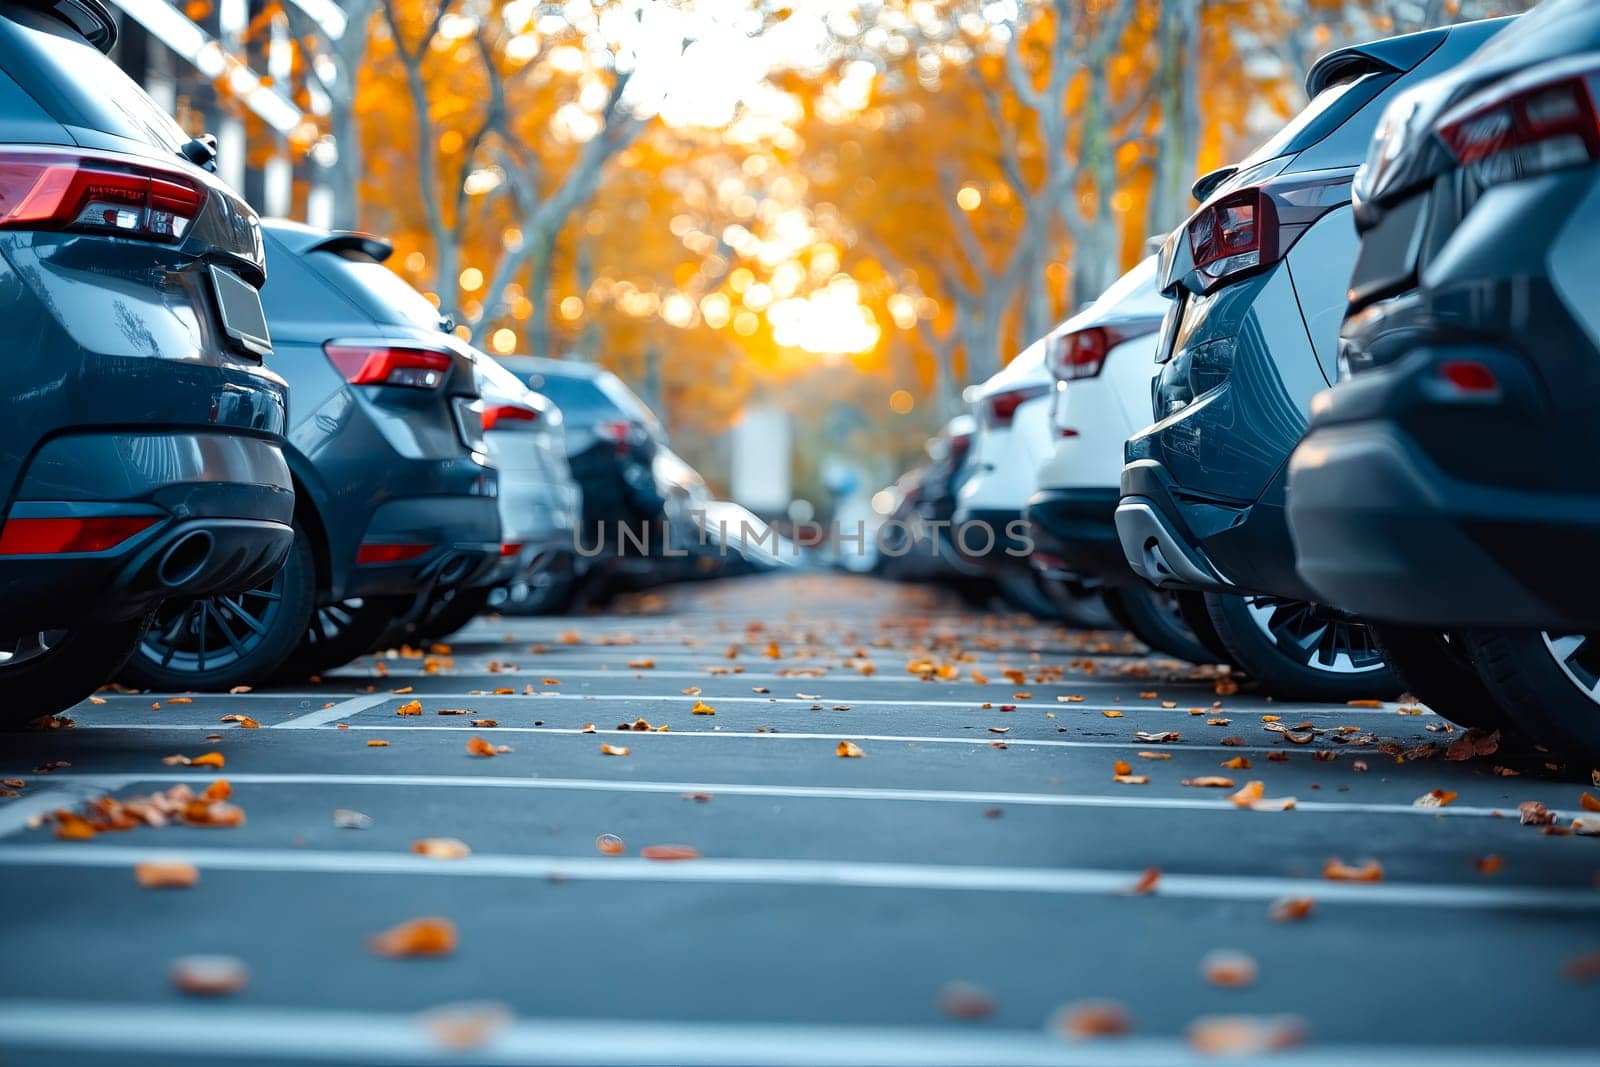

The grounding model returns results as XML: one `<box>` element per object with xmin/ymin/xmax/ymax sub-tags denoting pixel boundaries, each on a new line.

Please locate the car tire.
<box><xmin>274</xmin><ymin>595</ymin><xmax>411</xmax><ymax>681</ymax></box>
<box><xmin>391</xmin><ymin>586</ymin><xmax>492</xmax><ymax>646</ymax></box>
<box><xmin>0</xmin><ymin>617</ymin><xmax>151</xmax><ymax>728</ymax></box>
<box><xmin>120</xmin><ymin>529</ymin><xmax>316</xmax><ymax>692</ymax></box>
<box><xmin>1368</xmin><ymin>624</ymin><xmax>1510</xmax><ymax>731</ymax></box>
<box><xmin>1465</xmin><ymin>630</ymin><xmax>1600</xmax><ymax>765</ymax></box>
<box><xmin>1176</xmin><ymin>590</ymin><xmax>1237</xmax><ymax>667</ymax></box>
<box><xmin>1103</xmin><ymin>584</ymin><xmax>1219</xmax><ymax>665</ymax></box>
<box><xmin>1204</xmin><ymin>593</ymin><xmax>1399</xmax><ymax>702</ymax></box>
<box><xmin>995</xmin><ymin>569</ymin><xmax>1062</xmax><ymax>620</ymax></box>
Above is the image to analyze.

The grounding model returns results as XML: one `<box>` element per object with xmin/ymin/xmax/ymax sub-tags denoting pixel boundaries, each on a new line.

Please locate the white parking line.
<box><xmin>13</xmin><ymin>772</ymin><xmax>1554</xmax><ymax>822</ymax></box>
<box><xmin>272</xmin><ymin>693</ymin><xmax>394</xmax><ymax>730</ymax></box>
<box><xmin>0</xmin><ymin>843</ymin><xmax>1589</xmax><ymax>910</ymax></box>
<box><xmin>0</xmin><ymin>1001</ymin><xmax>1584</xmax><ymax>1066</ymax></box>
<box><xmin>77</xmin><ymin>691</ymin><xmax>1423</xmax><ymax>716</ymax></box>
<box><xmin>331</xmin><ymin>666</ymin><xmax>1229</xmax><ymax>688</ymax></box>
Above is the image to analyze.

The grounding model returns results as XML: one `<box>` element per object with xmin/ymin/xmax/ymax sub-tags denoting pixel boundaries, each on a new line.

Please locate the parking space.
<box><xmin>1</xmin><ymin>573</ymin><xmax>1597</xmax><ymax>1065</ymax></box>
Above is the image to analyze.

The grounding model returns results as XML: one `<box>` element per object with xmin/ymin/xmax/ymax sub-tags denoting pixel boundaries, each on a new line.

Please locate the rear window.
<box><xmin>1235</xmin><ymin>71</ymin><xmax>1394</xmax><ymax>170</ymax></box>
<box><xmin>0</xmin><ymin>5</ymin><xmax>187</xmax><ymax>151</ymax></box>
<box><xmin>521</xmin><ymin>373</ymin><xmax>613</xmax><ymax>423</ymax></box>
<box><xmin>306</xmin><ymin>250</ymin><xmax>445</xmax><ymax>331</ymax></box>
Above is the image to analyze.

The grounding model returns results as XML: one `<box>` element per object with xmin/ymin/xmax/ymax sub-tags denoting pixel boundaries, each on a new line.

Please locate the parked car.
<box><xmin>1027</xmin><ymin>256</ymin><xmax>1227</xmax><ymax>665</ymax></box>
<box><xmin>1115</xmin><ymin>17</ymin><xmax>1509</xmax><ymax>700</ymax></box>
<box><xmin>0</xmin><ymin>0</ymin><xmax>293</xmax><ymax>724</ymax></box>
<box><xmin>387</xmin><ymin>353</ymin><xmax>581</xmax><ymax>640</ymax></box>
<box><xmin>1288</xmin><ymin>0</ymin><xmax>1600</xmax><ymax>747</ymax></box>
<box><xmin>496</xmin><ymin>355</ymin><xmax>668</xmax><ymax>602</ymax></box>
<box><xmin>120</xmin><ymin>220</ymin><xmax>500</xmax><ymax>690</ymax></box>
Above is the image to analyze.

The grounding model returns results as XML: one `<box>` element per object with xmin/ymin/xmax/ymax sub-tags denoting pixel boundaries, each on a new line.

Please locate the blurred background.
<box><xmin>107</xmin><ymin>0</ymin><xmax>1528</xmax><ymax>524</ymax></box>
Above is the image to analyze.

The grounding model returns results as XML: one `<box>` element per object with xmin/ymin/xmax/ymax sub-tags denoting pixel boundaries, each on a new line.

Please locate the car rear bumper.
<box><xmin>1289</xmin><ymin>343</ymin><xmax>1600</xmax><ymax>630</ymax></box>
<box><xmin>0</xmin><ymin>431</ymin><xmax>293</xmax><ymax>630</ymax></box>
<box><xmin>1025</xmin><ymin>487</ymin><xmax>1125</xmax><ymax>581</ymax></box>
<box><xmin>346</xmin><ymin>494</ymin><xmax>502</xmax><ymax>599</ymax></box>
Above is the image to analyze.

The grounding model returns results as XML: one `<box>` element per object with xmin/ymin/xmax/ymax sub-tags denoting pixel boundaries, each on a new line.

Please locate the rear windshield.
<box><xmin>307</xmin><ymin>250</ymin><xmax>445</xmax><ymax>331</ymax></box>
<box><xmin>1235</xmin><ymin>71</ymin><xmax>1394</xmax><ymax>170</ymax></box>
<box><xmin>519</xmin><ymin>373</ymin><xmax>613</xmax><ymax>423</ymax></box>
<box><xmin>0</xmin><ymin>4</ymin><xmax>187</xmax><ymax>151</ymax></box>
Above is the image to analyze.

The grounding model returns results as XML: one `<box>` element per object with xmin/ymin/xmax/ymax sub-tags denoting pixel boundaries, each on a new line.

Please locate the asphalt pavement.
<box><xmin>1</xmin><ymin>572</ymin><xmax>1597</xmax><ymax>1066</ymax></box>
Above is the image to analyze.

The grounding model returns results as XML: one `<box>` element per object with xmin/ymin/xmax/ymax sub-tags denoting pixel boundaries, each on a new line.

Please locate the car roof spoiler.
<box><xmin>304</xmin><ymin>232</ymin><xmax>394</xmax><ymax>263</ymax></box>
<box><xmin>22</xmin><ymin>0</ymin><xmax>116</xmax><ymax>52</ymax></box>
<box><xmin>1305</xmin><ymin>25</ymin><xmax>1451</xmax><ymax>96</ymax></box>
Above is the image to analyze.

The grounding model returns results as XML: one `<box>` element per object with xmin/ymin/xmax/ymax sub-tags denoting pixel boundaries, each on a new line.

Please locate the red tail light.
<box><xmin>985</xmin><ymin>385</ymin><xmax>1049</xmax><ymax>427</ymax></box>
<box><xmin>324</xmin><ymin>344</ymin><xmax>451</xmax><ymax>388</ymax></box>
<box><xmin>1437</xmin><ymin>360</ymin><xmax>1500</xmax><ymax>395</ymax></box>
<box><xmin>0</xmin><ymin>151</ymin><xmax>204</xmax><ymax>241</ymax></box>
<box><xmin>1045</xmin><ymin>320</ymin><xmax>1162</xmax><ymax>380</ymax></box>
<box><xmin>355</xmin><ymin>542</ymin><xmax>433</xmax><ymax>565</ymax></box>
<box><xmin>1437</xmin><ymin>72</ymin><xmax>1600</xmax><ymax>181</ymax></box>
<box><xmin>1184</xmin><ymin>173</ymin><xmax>1351</xmax><ymax>290</ymax></box>
<box><xmin>499</xmin><ymin>542</ymin><xmax>523</xmax><ymax>557</ymax></box>
<box><xmin>0</xmin><ymin>516</ymin><xmax>158</xmax><ymax>555</ymax></box>
<box><xmin>481</xmin><ymin>404</ymin><xmax>537</xmax><ymax>432</ymax></box>
<box><xmin>596</xmin><ymin>419</ymin><xmax>640</xmax><ymax>455</ymax></box>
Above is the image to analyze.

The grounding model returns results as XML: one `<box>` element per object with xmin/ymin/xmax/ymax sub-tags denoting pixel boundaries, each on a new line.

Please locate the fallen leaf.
<box><xmin>1414</xmin><ymin>789</ymin><xmax>1458</xmax><ymax>809</ymax></box>
<box><xmin>595</xmin><ymin>833</ymin><xmax>625</xmax><ymax>856</ymax></box>
<box><xmin>1347</xmin><ymin>699</ymin><xmax>1384</xmax><ymax>708</ymax></box>
<box><xmin>369</xmin><ymin>917</ymin><xmax>458</xmax><ymax>957</ymax></box>
<box><xmin>691</xmin><ymin>700</ymin><xmax>717</xmax><ymax>716</ymax></box>
<box><xmin>1323</xmin><ymin>858</ymin><xmax>1383</xmax><ymax>882</ymax></box>
<box><xmin>1227</xmin><ymin>781</ymin><xmax>1264</xmax><ymax>807</ymax></box>
<box><xmin>1137</xmin><ymin>751</ymin><xmax>1172</xmax><ymax>761</ymax></box>
<box><xmin>334</xmin><ymin>809</ymin><xmax>372</xmax><ymax>830</ymax></box>
<box><xmin>412</xmin><ymin>837</ymin><xmax>471</xmax><ymax>860</ymax></box>
<box><xmin>1182</xmin><ymin>777</ymin><xmax>1235</xmax><ymax>788</ymax></box>
<box><xmin>171</xmin><ymin>955</ymin><xmax>248</xmax><ymax>996</ymax></box>
<box><xmin>627</xmin><ymin>658</ymin><xmax>655</xmax><ymax>669</ymax></box>
<box><xmin>1268</xmin><ymin>897</ymin><xmax>1315</xmax><ymax>922</ymax></box>
<box><xmin>1519</xmin><ymin>800</ymin><xmax>1555</xmax><ymax>826</ymax></box>
<box><xmin>1573</xmin><ymin>816</ymin><xmax>1600</xmax><ymax>836</ymax></box>
<box><xmin>1102</xmin><ymin>710</ymin><xmax>1123</xmax><ymax>719</ymax></box>
<box><xmin>640</xmin><ymin>844</ymin><xmax>700</xmax><ymax>861</ymax></box>
<box><xmin>1476</xmin><ymin>855</ymin><xmax>1504</xmax><ymax>876</ymax></box>
<box><xmin>135</xmin><ymin>861</ymin><xmax>199</xmax><ymax>888</ymax></box>
<box><xmin>1201</xmin><ymin>949</ymin><xmax>1257</xmax><ymax>988</ymax></box>
<box><xmin>396</xmin><ymin>700</ymin><xmax>422</xmax><ymax>717</ymax></box>
<box><xmin>937</xmin><ymin>981</ymin><xmax>995</xmax><ymax>1020</ymax></box>
<box><xmin>470</xmin><ymin>719</ymin><xmax>498</xmax><ymax>728</ymax></box>
<box><xmin>1126</xmin><ymin>866</ymin><xmax>1160</xmax><ymax>895</ymax></box>
<box><xmin>367</xmin><ymin>739</ymin><xmax>390</xmax><ymax>748</ymax></box>
<box><xmin>466</xmin><ymin>736</ymin><xmax>497</xmax><ymax>758</ymax></box>
<box><xmin>227</xmin><ymin>685</ymin><xmax>252</xmax><ymax>694</ymax></box>
<box><xmin>1221</xmin><ymin>757</ymin><xmax>1251</xmax><ymax>770</ymax></box>
<box><xmin>421</xmin><ymin>1002</ymin><xmax>512</xmax><ymax>1050</ymax></box>
<box><xmin>1564</xmin><ymin>952</ymin><xmax>1600</xmax><ymax>981</ymax></box>
<box><xmin>1113</xmin><ymin>774</ymin><xmax>1149</xmax><ymax>785</ymax></box>
<box><xmin>1135</xmin><ymin>731</ymin><xmax>1180</xmax><ymax>743</ymax></box>
<box><xmin>836</xmin><ymin>740</ymin><xmax>864</xmax><ymax>758</ymax></box>
<box><xmin>1112</xmin><ymin>759</ymin><xmax>1132</xmax><ymax>776</ymax></box>
<box><xmin>1186</xmin><ymin>1015</ymin><xmax>1306</xmax><ymax>1056</ymax></box>
<box><xmin>1050</xmin><ymin>1000</ymin><xmax>1131</xmax><ymax>1039</ymax></box>
<box><xmin>681</xmin><ymin>687</ymin><xmax>702</xmax><ymax>696</ymax></box>
<box><xmin>1581</xmin><ymin>792</ymin><xmax>1600</xmax><ymax>813</ymax></box>
<box><xmin>600</xmin><ymin>743</ymin><xmax>630</xmax><ymax>756</ymax></box>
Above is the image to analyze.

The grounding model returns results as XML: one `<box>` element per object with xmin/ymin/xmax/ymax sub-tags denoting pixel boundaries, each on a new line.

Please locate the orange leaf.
<box><xmin>369</xmin><ymin>917</ymin><xmax>457</xmax><ymax>957</ymax></box>
<box><xmin>1126</xmin><ymin>866</ymin><xmax>1160</xmax><ymax>895</ymax></box>
<box><xmin>1201</xmin><ymin>949</ymin><xmax>1257</xmax><ymax>987</ymax></box>
<box><xmin>640</xmin><ymin>844</ymin><xmax>700</xmax><ymax>861</ymax></box>
<box><xmin>627</xmin><ymin>658</ymin><xmax>655</xmax><ymax>669</ymax></box>
<box><xmin>1221</xmin><ymin>756</ymin><xmax>1251</xmax><ymax>769</ymax></box>
<box><xmin>411</xmin><ymin>837</ymin><xmax>471</xmax><ymax>860</ymax></box>
<box><xmin>466</xmin><ymin>736</ymin><xmax>497</xmax><ymax>758</ymax></box>
<box><xmin>595</xmin><ymin>833</ymin><xmax>625</xmax><ymax>856</ymax></box>
<box><xmin>135</xmin><ymin>861</ymin><xmax>199</xmax><ymax>889</ymax></box>
<box><xmin>1323</xmin><ymin>858</ymin><xmax>1383</xmax><ymax>882</ymax></box>
<box><xmin>937</xmin><ymin>981</ymin><xmax>995</xmax><ymax>1020</ymax></box>
<box><xmin>600</xmin><ymin>743</ymin><xmax>630</xmax><ymax>756</ymax></box>
<box><xmin>1112</xmin><ymin>759</ymin><xmax>1132</xmax><ymax>776</ymax></box>
<box><xmin>1102</xmin><ymin>710</ymin><xmax>1122</xmax><ymax>718</ymax></box>
<box><xmin>691</xmin><ymin>700</ymin><xmax>716</xmax><ymax>716</ymax></box>
<box><xmin>836</xmin><ymin>740</ymin><xmax>864</xmax><ymax>758</ymax></box>
<box><xmin>1182</xmin><ymin>777</ymin><xmax>1235</xmax><ymax>788</ymax></box>
<box><xmin>1268</xmin><ymin>896</ymin><xmax>1315</xmax><ymax>922</ymax></box>
<box><xmin>1413</xmin><ymin>789</ymin><xmax>1458</xmax><ymax>809</ymax></box>
<box><xmin>396</xmin><ymin>700</ymin><xmax>422</xmax><ymax>716</ymax></box>
<box><xmin>1475</xmin><ymin>854</ymin><xmax>1504</xmax><ymax>876</ymax></box>
<box><xmin>1581</xmin><ymin>792</ymin><xmax>1600</xmax><ymax>813</ymax></box>
<box><xmin>1050</xmin><ymin>1000</ymin><xmax>1131</xmax><ymax>1039</ymax></box>
<box><xmin>1187</xmin><ymin>1015</ymin><xmax>1306</xmax><ymax>1056</ymax></box>
<box><xmin>1227</xmin><ymin>781</ymin><xmax>1264</xmax><ymax>808</ymax></box>
<box><xmin>367</xmin><ymin>739</ymin><xmax>389</xmax><ymax>747</ymax></box>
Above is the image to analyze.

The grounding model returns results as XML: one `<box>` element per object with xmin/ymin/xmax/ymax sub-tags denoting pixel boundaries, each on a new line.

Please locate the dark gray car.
<box><xmin>120</xmin><ymin>220</ymin><xmax>501</xmax><ymax>690</ymax></box>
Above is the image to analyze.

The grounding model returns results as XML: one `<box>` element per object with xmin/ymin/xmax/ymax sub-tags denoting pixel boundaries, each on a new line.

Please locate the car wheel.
<box><xmin>0</xmin><ymin>617</ymin><xmax>150</xmax><ymax>728</ymax></box>
<box><xmin>1204</xmin><ymin>593</ymin><xmax>1399</xmax><ymax>702</ymax></box>
<box><xmin>1103</xmin><ymin>584</ymin><xmax>1221</xmax><ymax>666</ymax></box>
<box><xmin>1368</xmin><ymin>624</ymin><xmax>1510</xmax><ymax>731</ymax></box>
<box><xmin>121</xmin><ymin>530</ymin><xmax>315</xmax><ymax>692</ymax></box>
<box><xmin>1466</xmin><ymin>630</ymin><xmax>1600</xmax><ymax>765</ymax></box>
<box><xmin>1175</xmin><ymin>590</ymin><xmax>1237</xmax><ymax>667</ymax></box>
<box><xmin>994</xmin><ymin>569</ymin><xmax>1062</xmax><ymax>620</ymax></box>
<box><xmin>393</xmin><ymin>586</ymin><xmax>492</xmax><ymax>646</ymax></box>
<box><xmin>273</xmin><ymin>595</ymin><xmax>410</xmax><ymax>681</ymax></box>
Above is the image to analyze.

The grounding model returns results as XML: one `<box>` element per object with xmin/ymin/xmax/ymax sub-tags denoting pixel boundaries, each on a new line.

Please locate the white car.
<box><xmin>953</xmin><ymin>332</ymin><xmax>1107</xmax><ymax>626</ymax></box>
<box><xmin>1025</xmin><ymin>256</ymin><xmax>1226</xmax><ymax>664</ymax></box>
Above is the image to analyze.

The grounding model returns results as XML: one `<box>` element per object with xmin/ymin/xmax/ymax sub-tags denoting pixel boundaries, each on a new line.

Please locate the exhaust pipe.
<box><xmin>156</xmin><ymin>530</ymin><xmax>216</xmax><ymax>588</ymax></box>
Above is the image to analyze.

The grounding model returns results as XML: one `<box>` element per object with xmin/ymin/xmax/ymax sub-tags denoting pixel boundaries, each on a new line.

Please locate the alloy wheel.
<box><xmin>140</xmin><ymin>570</ymin><xmax>287</xmax><ymax>674</ymax></box>
<box><xmin>1539</xmin><ymin>632</ymin><xmax>1600</xmax><ymax>705</ymax></box>
<box><xmin>1243</xmin><ymin>596</ymin><xmax>1386</xmax><ymax>675</ymax></box>
<box><xmin>0</xmin><ymin>630</ymin><xmax>68</xmax><ymax>670</ymax></box>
